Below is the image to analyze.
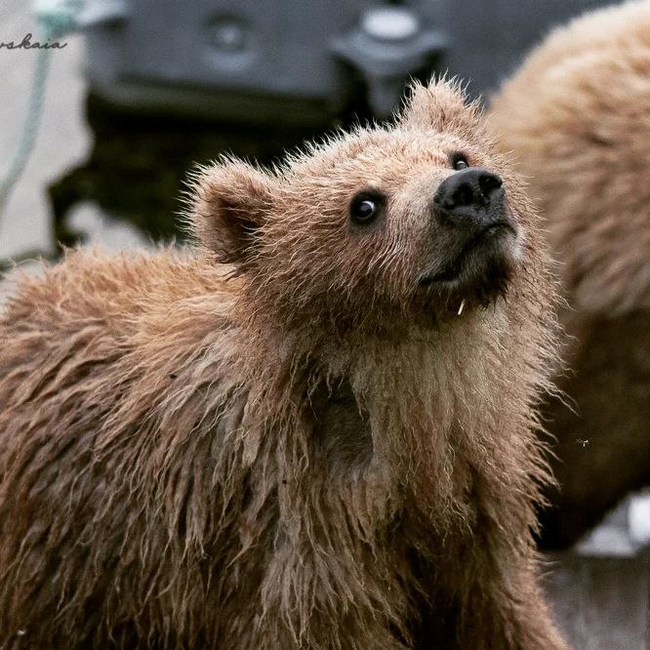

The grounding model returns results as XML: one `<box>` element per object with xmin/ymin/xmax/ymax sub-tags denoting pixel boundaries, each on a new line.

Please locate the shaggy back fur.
<box><xmin>490</xmin><ymin>0</ymin><xmax>650</xmax><ymax>548</ymax></box>
<box><xmin>0</xmin><ymin>80</ymin><xmax>566</xmax><ymax>648</ymax></box>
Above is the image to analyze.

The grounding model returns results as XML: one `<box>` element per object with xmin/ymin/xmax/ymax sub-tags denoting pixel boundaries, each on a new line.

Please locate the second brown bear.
<box><xmin>491</xmin><ymin>0</ymin><xmax>650</xmax><ymax>549</ymax></box>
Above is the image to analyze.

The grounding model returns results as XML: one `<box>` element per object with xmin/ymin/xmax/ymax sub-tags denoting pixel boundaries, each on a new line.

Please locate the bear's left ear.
<box><xmin>188</xmin><ymin>159</ymin><xmax>277</xmax><ymax>266</ymax></box>
<box><xmin>398</xmin><ymin>78</ymin><xmax>482</xmax><ymax>134</ymax></box>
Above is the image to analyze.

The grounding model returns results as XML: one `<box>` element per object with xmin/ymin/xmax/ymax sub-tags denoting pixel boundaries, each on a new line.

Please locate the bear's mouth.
<box><xmin>418</xmin><ymin>221</ymin><xmax>518</xmax><ymax>300</ymax></box>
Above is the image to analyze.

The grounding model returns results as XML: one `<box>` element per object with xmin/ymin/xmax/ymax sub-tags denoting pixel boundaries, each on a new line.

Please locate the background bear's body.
<box><xmin>0</xmin><ymin>81</ymin><xmax>566</xmax><ymax>648</ymax></box>
<box><xmin>490</xmin><ymin>0</ymin><xmax>650</xmax><ymax>549</ymax></box>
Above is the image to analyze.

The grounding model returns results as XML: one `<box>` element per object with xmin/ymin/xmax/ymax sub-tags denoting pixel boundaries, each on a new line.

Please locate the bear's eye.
<box><xmin>450</xmin><ymin>152</ymin><xmax>470</xmax><ymax>171</ymax></box>
<box><xmin>350</xmin><ymin>191</ymin><xmax>384</xmax><ymax>226</ymax></box>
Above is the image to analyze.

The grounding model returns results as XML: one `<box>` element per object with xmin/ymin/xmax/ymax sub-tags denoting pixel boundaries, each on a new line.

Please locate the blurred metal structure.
<box><xmin>80</xmin><ymin>0</ymin><xmax>612</xmax><ymax>122</ymax></box>
<box><xmin>48</xmin><ymin>0</ymin><xmax>616</xmax><ymax>247</ymax></box>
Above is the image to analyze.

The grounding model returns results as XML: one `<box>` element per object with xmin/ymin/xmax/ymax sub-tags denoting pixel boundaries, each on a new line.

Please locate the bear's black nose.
<box><xmin>434</xmin><ymin>168</ymin><xmax>504</xmax><ymax>224</ymax></box>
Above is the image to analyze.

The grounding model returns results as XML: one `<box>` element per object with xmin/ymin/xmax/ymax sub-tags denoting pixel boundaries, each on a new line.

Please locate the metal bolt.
<box><xmin>210</xmin><ymin>20</ymin><xmax>246</xmax><ymax>51</ymax></box>
<box><xmin>361</xmin><ymin>7</ymin><xmax>420</xmax><ymax>42</ymax></box>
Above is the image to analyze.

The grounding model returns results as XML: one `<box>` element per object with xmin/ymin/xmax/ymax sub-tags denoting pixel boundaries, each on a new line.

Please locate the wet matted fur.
<box><xmin>490</xmin><ymin>0</ymin><xmax>650</xmax><ymax>549</ymax></box>
<box><xmin>0</xmin><ymin>80</ymin><xmax>567</xmax><ymax>648</ymax></box>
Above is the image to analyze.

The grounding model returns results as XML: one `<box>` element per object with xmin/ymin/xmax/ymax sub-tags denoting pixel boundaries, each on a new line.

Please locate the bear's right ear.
<box><xmin>188</xmin><ymin>160</ymin><xmax>277</xmax><ymax>266</ymax></box>
<box><xmin>398</xmin><ymin>78</ymin><xmax>481</xmax><ymax>135</ymax></box>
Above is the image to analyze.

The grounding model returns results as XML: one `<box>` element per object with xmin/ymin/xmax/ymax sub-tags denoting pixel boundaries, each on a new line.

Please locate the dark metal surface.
<box><xmin>545</xmin><ymin>551</ymin><xmax>650</xmax><ymax>650</ymax></box>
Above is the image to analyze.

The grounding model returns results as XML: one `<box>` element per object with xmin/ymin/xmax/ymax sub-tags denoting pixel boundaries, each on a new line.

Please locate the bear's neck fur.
<box><xmin>221</xmin><ymin>295</ymin><xmax>551</xmax><ymax>644</ymax></box>
<box><xmin>236</xmin><ymin>291</ymin><xmax>549</xmax><ymax>537</ymax></box>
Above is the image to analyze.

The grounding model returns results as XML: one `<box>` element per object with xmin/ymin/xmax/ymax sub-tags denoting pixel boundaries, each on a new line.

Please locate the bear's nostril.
<box><xmin>434</xmin><ymin>167</ymin><xmax>504</xmax><ymax>220</ymax></box>
<box><xmin>451</xmin><ymin>184</ymin><xmax>475</xmax><ymax>208</ymax></box>
<box><xmin>479</xmin><ymin>172</ymin><xmax>502</xmax><ymax>198</ymax></box>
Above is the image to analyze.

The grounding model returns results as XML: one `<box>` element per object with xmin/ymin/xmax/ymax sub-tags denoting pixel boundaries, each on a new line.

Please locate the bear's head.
<box><xmin>189</xmin><ymin>79</ymin><xmax>537</xmax><ymax>341</ymax></box>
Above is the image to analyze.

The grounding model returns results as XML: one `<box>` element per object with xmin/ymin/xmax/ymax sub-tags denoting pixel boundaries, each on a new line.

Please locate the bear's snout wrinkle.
<box><xmin>434</xmin><ymin>167</ymin><xmax>505</xmax><ymax>227</ymax></box>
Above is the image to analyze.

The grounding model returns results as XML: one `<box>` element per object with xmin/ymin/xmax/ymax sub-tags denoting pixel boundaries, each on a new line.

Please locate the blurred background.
<box><xmin>0</xmin><ymin>1</ymin><xmax>648</xmax><ymax>647</ymax></box>
<box><xmin>0</xmin><ymin>0</ymin><xmax>623</xmax><ymax>261</ymax></box>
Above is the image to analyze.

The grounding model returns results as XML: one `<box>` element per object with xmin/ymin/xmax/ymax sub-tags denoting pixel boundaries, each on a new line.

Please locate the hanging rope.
<box><xmin>0</xmin><ymin>0</ymin><xmax>84</xmax><ymax>229</ymax></box>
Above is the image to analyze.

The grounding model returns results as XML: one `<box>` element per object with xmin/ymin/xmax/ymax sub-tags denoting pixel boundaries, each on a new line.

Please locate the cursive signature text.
<box><xmin>0</xmin><ymin>33</ymin><xmax>67</xmax><ymax>50</ymax></box>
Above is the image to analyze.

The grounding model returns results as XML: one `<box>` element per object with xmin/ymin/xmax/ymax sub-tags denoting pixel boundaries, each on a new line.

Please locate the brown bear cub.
<box><xmin>0</xmin><ymin>80</ymin><xmax>567</xmax><ymax>649</ymax></box>
<box><xmin>490</xmin><ymin>0</ymin><xmax>650</xmax><ymax>549</ymax></box>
